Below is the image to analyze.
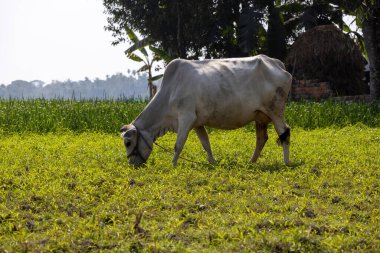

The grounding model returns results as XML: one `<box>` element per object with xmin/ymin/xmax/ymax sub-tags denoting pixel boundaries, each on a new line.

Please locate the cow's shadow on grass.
<box><xmin>196</xmin><ymin>157</ymin><xmax>304</xmax><ymax>172</ymax></box>
<box><xmin>147</xmin><ymin>153</ymin><xmax>304</xmax><ymax>172</ymax></box>
<box><xmin>249</xmin><ymin>161</ymin><xmax>304</xmax><ymax>172</ymax></box>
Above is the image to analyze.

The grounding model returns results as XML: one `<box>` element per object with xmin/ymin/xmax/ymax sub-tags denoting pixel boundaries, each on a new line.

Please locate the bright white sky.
<box><xmin>0</xmin><ymin>0</ymin><xmax>138</xmax><ymax>85</ymax></box>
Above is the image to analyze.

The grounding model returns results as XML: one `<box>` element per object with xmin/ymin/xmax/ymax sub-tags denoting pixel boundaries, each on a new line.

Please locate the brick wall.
<box><xmin>290</xmin><ymin>79</ymin><xmax>333</xmax><ymax>100</ymax></box>
<box><xmin>331</xmin><ymin>95</ymin><xmax>371</xmax><ymax>102</ymax></box>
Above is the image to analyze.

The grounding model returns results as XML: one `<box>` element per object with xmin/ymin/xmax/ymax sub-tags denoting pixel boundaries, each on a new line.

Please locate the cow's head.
<box><xmin>120</xmin><ymin>124</ymin><xmax>152</xmax><ymax>167</ymax></box>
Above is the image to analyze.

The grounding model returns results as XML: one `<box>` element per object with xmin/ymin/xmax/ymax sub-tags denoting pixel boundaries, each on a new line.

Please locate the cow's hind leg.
<box><xmin>250</xmin><ymin>121</ymin><xmax>269</xmax><ymax>163</ymax></box>
<box><xmin>172</xmin><ymin>113</ymin><xmax>196</xmax><ymax>166</ymax></box>
<box><xmin>194</xmin><ymin>126</ymin><xmax>215</xmax><ymax>164</ymax></box>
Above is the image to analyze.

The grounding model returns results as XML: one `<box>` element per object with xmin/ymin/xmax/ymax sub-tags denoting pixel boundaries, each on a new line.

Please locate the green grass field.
<box><xmin>0</xmin><ymin>100</ymin><xmax>379</xmax><ymax>252</ymax></box>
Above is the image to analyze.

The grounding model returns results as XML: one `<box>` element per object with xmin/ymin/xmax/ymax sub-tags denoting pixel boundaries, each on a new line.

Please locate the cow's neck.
<box><xmin>133</xmin><ymin>95</ymin><xmax>176</xmax><ymax>142</ymax></box>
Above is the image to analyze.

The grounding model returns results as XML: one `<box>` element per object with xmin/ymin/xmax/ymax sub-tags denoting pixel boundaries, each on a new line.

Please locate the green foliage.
<box><xmin>0</xmin><ymin>99</ymin><xmax>379</xmax><ymax>134</ymax></box>
<box><xmin>124</xmin><ymin>25</ymin><xmax>149</xmax><ymax>57</ymax></box>
<box><xmin>0</xmin><ymin>127</ymin><xmax>379</xmax><ymax>251</ymax></box>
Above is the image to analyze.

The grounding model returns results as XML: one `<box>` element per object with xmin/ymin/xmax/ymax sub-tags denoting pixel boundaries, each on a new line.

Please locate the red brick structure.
<box><xmin>285</xmin><ymin>25</ymin><xmax>367</xmax><ymax>97</ymax></box>
<box><xmin>290</xmin><ymin>79</ymin><xmax>333</xmax><ymax>100</ymax></box>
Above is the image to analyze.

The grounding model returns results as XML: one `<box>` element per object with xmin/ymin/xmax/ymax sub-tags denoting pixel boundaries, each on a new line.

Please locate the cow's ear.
<box><xmin>120</xmin><ymin>125</ymin><xmax>128</xmax><ymax>133</ymax></box>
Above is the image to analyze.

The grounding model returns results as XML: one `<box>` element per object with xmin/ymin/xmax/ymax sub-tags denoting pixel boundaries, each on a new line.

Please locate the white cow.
<box><xmin>121</xmin><ymin>54</ymin><xmax>292</xmax><ymax>167</ymax></box>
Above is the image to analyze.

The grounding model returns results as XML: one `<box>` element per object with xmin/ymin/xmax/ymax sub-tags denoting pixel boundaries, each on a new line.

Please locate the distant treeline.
<box><xmin>0</xmin><ymin>72</ymin><xmax>155</xmax><ymax>100</ymax></box>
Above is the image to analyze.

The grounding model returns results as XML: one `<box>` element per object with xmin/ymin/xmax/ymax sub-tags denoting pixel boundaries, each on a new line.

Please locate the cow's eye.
<box><xmin>126</xmin><ymin>141</ymin><xmax>131</xmax><ymax>148</ymax></box>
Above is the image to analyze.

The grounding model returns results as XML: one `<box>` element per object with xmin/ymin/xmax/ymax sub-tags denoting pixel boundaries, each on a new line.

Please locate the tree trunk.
<box><xmin>148</xmin><ymin>81</ymin><xmax>154</xmax><ymax>99</ymax></box>
<box><xmin>148</xmin><ymin>69</ymin><xmax>154</xmax><ymax>99</ymax></box>
<box><xmin>148</xmin><ymin>81</ymin><xmax>157</xmax><ymax>99</ymax></box>
<box><xmin>176</xmin><ymin>2</ymin><xmax>186</xmax><ymax>58</ymax></box>
<box><xmin>362</xmin><ymin>7</ymin><xmax>380</xmax><ymax>101</ymax></box>
<box><xmin>266</xmin><ymin>1</ymin><xmax>287</xmax><ymax>61</ymax></box>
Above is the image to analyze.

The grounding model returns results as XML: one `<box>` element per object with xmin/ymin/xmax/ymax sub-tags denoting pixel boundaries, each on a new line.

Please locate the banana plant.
<box><xmin>124</xmin><ymin>26</ymin><xmax>170</xmax><ymax>99</ymax></box>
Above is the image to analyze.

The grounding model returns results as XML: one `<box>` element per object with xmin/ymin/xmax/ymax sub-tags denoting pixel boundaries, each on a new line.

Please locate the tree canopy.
<box><xmin>104</xmin><ymin>1</ymin><xmax>349</xmax><ymax>59</ymax></box>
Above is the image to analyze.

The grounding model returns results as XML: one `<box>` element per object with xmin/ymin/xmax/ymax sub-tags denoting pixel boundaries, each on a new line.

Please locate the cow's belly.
<box><xmin>196</xmin><ymin>103</ymin><xmax>260</xmax><ymax>130</ymax></box>
<box><xmin>204</xmin><ymin>118</ymin><xmax>253</xmax><ymax>130</ymax></box>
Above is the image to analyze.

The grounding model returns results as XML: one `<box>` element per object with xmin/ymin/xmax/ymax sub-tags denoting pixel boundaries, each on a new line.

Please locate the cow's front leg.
<box><xmin>271</xmin><ymin>116</ymin><xmax>291</xmax><ymax>166</ymax></box>
<box><xmin>194</xmin><ymin>126</ymin><xmax>215</xmax><ymax>164</ymax></box>
<box><xmin>172</xmin><ymin>113</ymin><xmax>196</xmax><ymax>165</ymax></box>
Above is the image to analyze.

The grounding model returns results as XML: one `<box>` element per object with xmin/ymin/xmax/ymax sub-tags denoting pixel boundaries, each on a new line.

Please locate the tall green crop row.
<box><xmin>286</xmin><ymin>101</ymin><xmax>380</xmax><ymax>129</ymax></box>
<box><xmin>0</xmin><ymin>99</ymin><xmax>379</xmax><ymax>134</ymax></box>
<box><xmin>0</xmin><ymin>99</ymin><xmax>146</xmax><ymax>134</ymax></box>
